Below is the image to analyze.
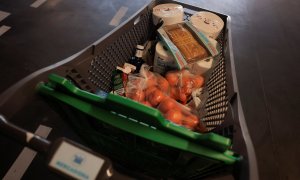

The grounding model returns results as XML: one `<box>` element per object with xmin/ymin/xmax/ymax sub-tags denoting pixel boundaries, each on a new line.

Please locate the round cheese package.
<box><xmin>190</xmin><ymin>11</ymin><xmax>224</xmax><ymax>39</ymax></box>
<box><xmin>152</xmin><ymin>3</ymin><xmax>184</xmax><ymax>26</ymax></box>
<box><xmin>153</xmin><ymin>41</ymin><xmax>177</xmax><ymax>74</ymax></box>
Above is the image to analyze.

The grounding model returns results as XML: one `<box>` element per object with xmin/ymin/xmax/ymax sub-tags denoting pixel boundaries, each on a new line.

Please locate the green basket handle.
<box><xmin>37</xmin><ymin>82</ymin><xmax>241</xmax><ymax>164</ymax></box>
<box><xmin>42</xmin><ymin>74</ymin><xmax>231</xmax><ymax>152</ymax></box>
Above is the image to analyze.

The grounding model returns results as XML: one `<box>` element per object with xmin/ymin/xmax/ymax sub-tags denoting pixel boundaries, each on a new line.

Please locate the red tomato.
<box><xmin>182</xmin><ymin>115</ymin><xmax>199</xmax><ymax>130</ymax></box>
<box><xmin>166</xmin><ymin>72</ymin><xmax>179</xmax><ymax>86</ymax></box>
<box><xmin>144</xmin><ymin>71</ymin><xmax>157</xmax><ymax>87</ymax></box>
<box><xmin>180</xmin><ymin>69</ymin><xmax>191</xmax><ymax>76</ymax></box>
<box><xmin>196</xmin><ymin>123</ymin><xmax>207</xmax><ymax>133</ymax></box>
<box><xmin>181</xmin><ymin>85</ymin><xmax>193</xmax><ymax>96</ymax></box>
<box><xmin>144</xmin><ymin>86</ymin><xmax>157</xmax><ymax>97</ymax></box>
<box><xmin>146</xmin><ymin>78</ymin><xmax>157</xmax><ymax>88</ymax></box>
<box><xmin>193</xmin><ymin>75</ymin><xmax>204</xmax><ymax>88</ymax></box>
<box><xmin>179</xmin><ymin>93</ymin><xmax>187</xmax><ymax>104</ymax></box>
<box><xmin>180</xmin><ymin>76</ymin><xmax>191</xmax><ymax>87</ymax></box>
<box><xmin>157</xmin><ymin>76</ymin><xmax>170</xmax><ymax>94</ymax></box>
<box><xmin>169</xmin><ymin>87</ymin><xmax>178</xmax><ymax>99</ymax></box>
<box><xmin>158</xmin><ymin>97</ymin><xmax>176</xmax><ymax>113</ymax></box>
<box><xmin>141</xmin><ymin>101</ymin><xmax>152</xmax><ymax>107</ymax></box>
<box><xmin>169</xmin><ymin>87</ymin><xmax>187</xmax><ymax>104</ymax></box>
<box><xmin>188</xmin><ymin>114</ymin><xmax>199</xmax><ymax>122</ymax></box>
<box><xmin>148</xmin><ymin>89</ymin><xmax>165</xmax><ymax>107</ymax></box>
<box><xmin>130</xmin><ymin>89</ymin><xmax>145</xmax><ymax>102</ymax></box>
<box><xmin>164</xmin><ymin>110</ymin><xmax>182</xmax><ymax>125</ymax></box>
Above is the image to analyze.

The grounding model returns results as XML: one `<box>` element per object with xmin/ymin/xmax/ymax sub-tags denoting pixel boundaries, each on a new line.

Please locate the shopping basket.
<box><xmin>0</xmin><ymin>0</ymin><xmax>258</xmax><ymax>179</ymax></box>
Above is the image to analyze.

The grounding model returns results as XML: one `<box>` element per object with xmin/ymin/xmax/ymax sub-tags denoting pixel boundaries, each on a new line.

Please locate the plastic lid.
<box><xmin>156</xmin><ymin>41</ymin><xmax>172</xmax><ymax>59</ymax></box>
<box><xmin>190</xmin><ymin>11</ymin><xmax>224</xmax><ymax>39</ymax></box>
<box><xmin>153</xmin><ymin>3</ymin><xmax>183</xmax><ymax>17</ymax></box>
<box><xmin>136</xmin><ymin>45</ymin><xmax>144</xmax><ymax>50</ymax></box>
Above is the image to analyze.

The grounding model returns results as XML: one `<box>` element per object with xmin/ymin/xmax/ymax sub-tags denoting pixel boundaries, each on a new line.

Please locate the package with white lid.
<box><xmin>152</xmin><ymin>3</ymin><xmax>184</xmax><ymax>26</ymax></box>
<box><xmin>153</xmin><ymin>41</ymin><xmax>177</xmax><ymax>74</ymax></box>
<box><xmin>188</xmin><ymin>38</ymin><xmax>218</xmax><ymax>76</ymax></box>
<box><xmin>190</xmin><ymin>11</ymin><xmax>224</xmax><ymax>39</ymax></box>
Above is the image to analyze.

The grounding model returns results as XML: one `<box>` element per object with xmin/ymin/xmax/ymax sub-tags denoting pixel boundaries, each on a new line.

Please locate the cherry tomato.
<box><xmin>130</xmin><ymin>89</ymin><xmax>145</xmax><ymax>102</ymax></box>
<box><xmin>182</xmin><ymin>85</ymin><xmax>193</xmax><ymax>95</ymax></box>
<box><xmin>195</xmin><ymin>123</ymin><xmax>207</xmax><ymax>133</ymax></box>
<box><xmin>144</xmin><ymin>71</ymin><xmax>157</xmax><ymax>87</ymax></box>
<box><xmin>166</xmin><ymin>72</ymin><xmax>179</xmax><ymax>86</ymax></box>
<box><xmin>158</xmin><ymin>97</ymin><xmax>176</xmax><ymax>113</ymax></box>
<box><xmin>141</xmin><ymin>101</ymin><xmax>152</xmax><ymax>107</ymax></box>
<box><xmin>169</xmin><ymin>87</ymin><xmax>178</xmax><ymax>99</ymax></box>
<box><xmin>148</xmin><ymin>89</ymin><xmax>165</xmax><ymax>107</ymax></box>
<box><xmin>179</xmin><ymin>93</ymin><xmax>187</xmax><ymax>104</ymax></box>
<box><xmin>169</xmin><ymin>87</ymin><xmax>187</xmax><ymax>104</ymax></box>
<box><xmin>193</xmin><ymin>75</ymin><xmax>204</xmax><ymax>88</ymax></box>
<box><xmin>188</xmin><ymin>114</ymin><xmax>199</xmax><ymax>122</ymax></box>
<box><xmin>180</xmin><ymin>69</ymin><xmax>191</xmax><ymax>76</ymax></box>
<box><xmin>164</xmin><ymin>110</ymin><xmax>183</xmax><ymax>125</ymax></box>
<box><xmin>144</xmin><ymin>86</ymin><xmax>157</xmax><ymax>97</ymax></box>
<box><xmin>146</xmin><ymin>78</ymin><xmax>157</xmax><ymax>88</ymax></box>
<box><xmin>180</xmin><ymin>76</ymin><xmax>191</xmax><ymax>87</ymax></box>
<box><xmin>182</xmin><ymin>115</ymin><xmax>199</xmax><ymax>130</ymax></box>
<box><xmin>157</xmin><ymin>76</ymin><xmax>170</xmax><ymax>94</ymax></box>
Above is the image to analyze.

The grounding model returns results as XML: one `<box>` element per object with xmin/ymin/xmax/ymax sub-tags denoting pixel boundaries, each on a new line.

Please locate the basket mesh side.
<box><xmin>185</xmin><ymin>13</ymin><xmax>229</xmax><ymax>132</ymax></box>
<box><xmin>88</xmin><ymin>11</ymin><xmax>151</xmax><ymax>92</ymax></box>
<box><xmin>203</xmin><ymin>56</ymin><xmax>228</xmax><ymax>131</ymax></box>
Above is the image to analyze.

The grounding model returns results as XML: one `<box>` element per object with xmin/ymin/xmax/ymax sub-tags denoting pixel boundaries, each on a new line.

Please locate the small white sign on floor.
<box><xmin>3</xmin><ymin>125</ymin><xmax>52</xmax><ymax>180</ymax></box>
<box><xmin>30</xmin><ymin>0</ymin><xmax>47</xmax><ymax>8</ymax></box>
<box><xmin>0</xmin><ymin>25</ymin><xmax>11</xmax><ymax>37</ymax></box>
<box><xmin>0</xmin><ymin>11</ymin><xmax>10</xmax><ymax>22</ymax></box>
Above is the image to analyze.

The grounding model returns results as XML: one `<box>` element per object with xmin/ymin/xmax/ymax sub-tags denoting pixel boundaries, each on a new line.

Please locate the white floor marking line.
<box><xmin>109</xmin><ymin>6</ymin><xmax>128</xmax><ymax>26</ymax></box>
<box><xmin>30</xmin><ymin>0</ymin><xmax>47</xmax><ymax>8</ymax></box>
<box><xmin>0</xmin><ymin>25</ymin><xmax>11</xmax><ymax>37</ymax></box>
<box><xmin>3</xmin><ymin>125</ymin><xmax>52</xmax><ymax>180</ymax></box>
<box><xmin>0</xmin><ymin>11</ymin><xmax>10</xmax><ymax>22</ymax></box>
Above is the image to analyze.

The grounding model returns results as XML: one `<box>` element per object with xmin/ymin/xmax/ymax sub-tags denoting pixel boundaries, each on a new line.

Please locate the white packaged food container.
<box><xmin>152</xmin><ymin>3</ymin><xmax>184</xmax><ymax>26</ymax></box>
<box><xmin>190</xmin><ymin>11</ymin><xmax>224</xmax><ymax>39</ymax></box>
<box><xmin>153</xmin><ymin>41</ymin><xmax>177</xmax><ymax>74</ymax></box>
<box><xmin>188</xmin><ymin>38</ymin><xmax>218</xmax><ymax>76</ymax></box>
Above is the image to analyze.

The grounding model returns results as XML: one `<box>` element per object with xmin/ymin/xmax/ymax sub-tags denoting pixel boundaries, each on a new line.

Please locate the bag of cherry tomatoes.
<box><xmin>125</xmin><ymin>66</ymin><xmax>169</xmax><ymax>107</ymax></box>
<box><xmin>125</xmin><ymin>65</ymin><xmax>207</xmax><ymax>132</ymax></box>
<box><xmin>165</xmin><ymin>69</ymin><xmax>205</xmax><ymax>104</ymax></box>
<box><xmin>158</xmin><ymin>97</ymin><xmax>206</xmax><ymax>132</ymax></box>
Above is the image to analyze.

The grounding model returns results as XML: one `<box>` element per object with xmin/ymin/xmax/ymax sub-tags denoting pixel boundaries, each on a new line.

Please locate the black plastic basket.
<box><xmin>0</xmin><ymin>0</ymin><xmax>258</xmax><ymax>179</ymax></box>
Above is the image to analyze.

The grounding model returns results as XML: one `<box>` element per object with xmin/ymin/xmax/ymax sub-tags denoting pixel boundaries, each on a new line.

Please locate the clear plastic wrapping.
<box><xmin>125</xmin><ymin>66</ymin><xmax>207</xmax><ymax>132</ymax></box>
<box><xmin>165</xmin><ymin>24</ymin><xmax>208</xmax><ymax>62</ymax></box>
<box><xmin>165</xmin><ymin>69</ymin><xmax>205</xmax><ymax>104</ymax></box>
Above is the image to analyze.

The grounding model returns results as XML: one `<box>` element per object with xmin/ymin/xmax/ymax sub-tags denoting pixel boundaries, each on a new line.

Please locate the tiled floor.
<box><xmin>0</xmin><ymin>0</ymin><xmax>300</xmax><ymax>179</ymax></box>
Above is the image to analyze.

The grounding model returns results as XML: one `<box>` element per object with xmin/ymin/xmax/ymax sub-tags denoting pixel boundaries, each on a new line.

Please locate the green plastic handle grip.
<box><xmin>41</xmin><ymin>74</ymin><xmax>231</xmax><ymax>152</ymax></box>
